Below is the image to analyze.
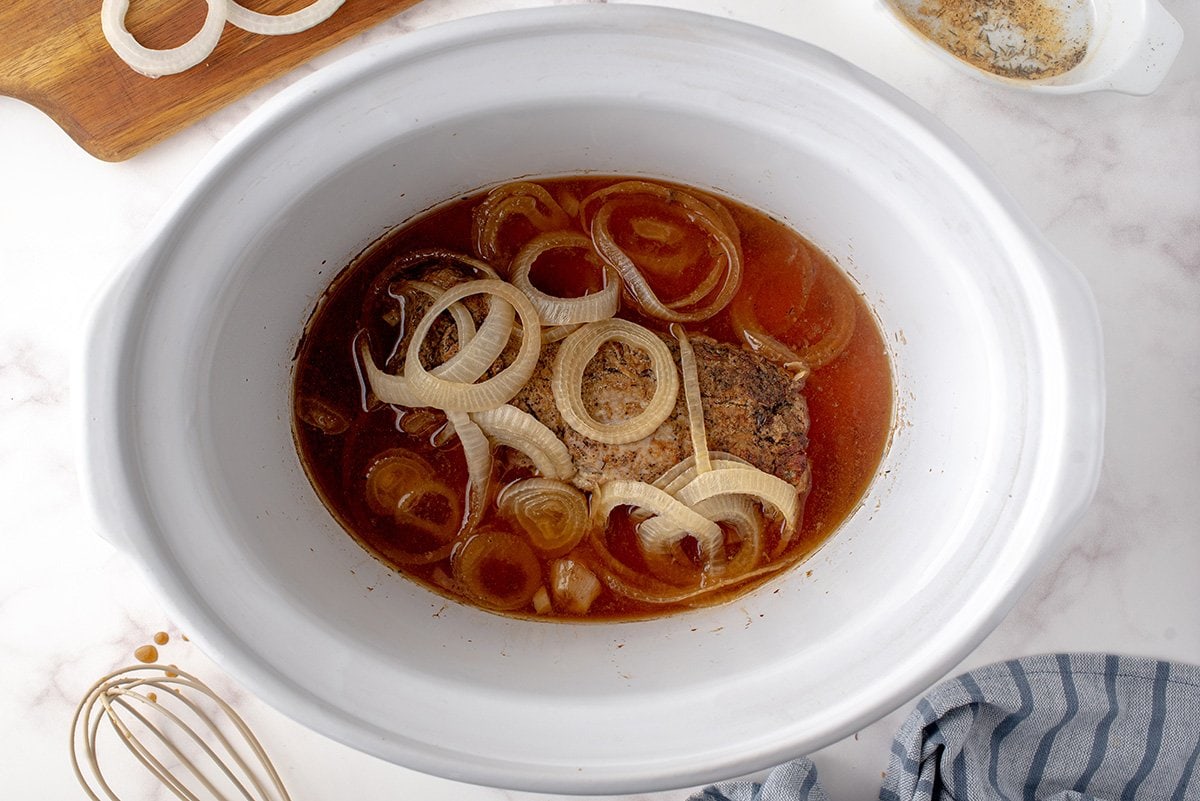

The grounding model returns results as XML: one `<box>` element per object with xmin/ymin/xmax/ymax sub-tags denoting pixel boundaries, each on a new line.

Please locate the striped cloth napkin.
<box><xmin>689</xmin><ymin>653</ymin><xmax>1200</xmax><ymax>801</ymax></box>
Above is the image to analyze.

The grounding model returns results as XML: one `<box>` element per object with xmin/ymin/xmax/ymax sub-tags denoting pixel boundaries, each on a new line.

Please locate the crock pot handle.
<box><xmin>1038</xmin><ymin>243</ymin><xmax>1106</xmax><ymax>537</ymax></box>
<box><xmin>1101</xmin><ymin>0</ymin><xmax>1183</xmax><ymax>96</ymax></box>
<box><xmin>75</xmin><ymin>262</ymin><xmax>143</xmax><ymax>554</ymax></box>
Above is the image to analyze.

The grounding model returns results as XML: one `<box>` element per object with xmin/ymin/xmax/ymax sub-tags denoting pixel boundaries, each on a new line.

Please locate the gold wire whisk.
<box><xmin>70</xmin><ymin>664</ymin><xmax>292</xmax><ymax>801</ymax></box>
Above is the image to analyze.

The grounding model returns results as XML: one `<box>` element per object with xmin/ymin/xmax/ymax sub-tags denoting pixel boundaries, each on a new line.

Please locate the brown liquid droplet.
<box><xmin>147</xmin><ymin>692</ymin><xmax>158</xmax><ymax>703</ymax></box>
<box><xmin>134</xmin><ymin>645</ymin><xmax>158</xmax><ymax>663</ymax></box>
<box><xmin>153</xmin><ymin>631</ymin><xmax>169</xmax><ymax>645</ymax></box>
<box><xmin>165</xmin><ymin>665</ymin><xmax>179</xmax><ymax>678</ymax></box>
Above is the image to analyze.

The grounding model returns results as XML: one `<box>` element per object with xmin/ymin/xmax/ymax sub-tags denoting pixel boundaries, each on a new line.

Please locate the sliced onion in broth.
<box><xmin>551</xmin><ymin>319</ymin><xmax>679</xmax><ymax>445</ymax></box>
<box><xmin>452</xmin><ymin>529</ymin><xmax>542</xmax><ymax>611</ymax></box>
<box><xmin>472</xmin><ymin>182</ymin><xmax>572</xmax><ymax>265</ymax></box>
<box><xmin>403</xmin><ymin>280</ymin><xmax>541</xmax><ymax>413</ymax></box>
<box><xmin>472</xmin><ymin>405</ymin><xmax>575</xmax><ymax>481</ymax></box>
<box><xmin>497</xmin><ymin>478</ymin><xmax>589</xmax><ymax>556</ymax></box>
<box><xmin>509</xmin><ymin>232</ymin><xmax>620</xmax><ymax>326</ymax></box>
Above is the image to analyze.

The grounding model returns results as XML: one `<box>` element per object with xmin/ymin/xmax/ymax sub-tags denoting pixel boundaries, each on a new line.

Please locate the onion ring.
<box><xmin>591</xmin><ymin>479</ymin><xmax>722</xmax><ymax>560</ymax></box>
<box><xmin>451</xmin><ymin>529</ymin><xmax>542</xmax><ymax>611</ymax></box>
<box><xmin>509</xmin><ymin>232</ymin><xmax>620</xmax><ymax>326</ymax></box>
<box><xmin>671</xmin><ymin>324</ymin><xmax>711</xmax><ymax>474</ymax></box>
<box><xmin>498</xmin><ymin>479</ymin><xmax>589</xmax><ymax>556</ymax></box>
<box><xmin>551</xmin><ymin>319</ymin><xmax>679</xmax><ymax>445</ymax></box>
<box><xmin>591</xmin><ymin>196</ymin><xmax>742</xmax><ymax>322</ymax></box>
<box><xmin>361</xmin><ymin>283</ymin><xmax>513</xmax><ymax>409</ymax></box>
<box><xmin>472</xmin><ymin>182</ymin><xmax>572</xmax><ymax>264</ymax></box>
<box><xmin>403</xmin><ymin>280</ymin><xmax>541</xmax><ymax>413</ymax></box>
<box><xmin>445</xmin><ymin>410</ymin><xmax>493</xmax><ymax>532</ymax></box>
<box><xmin>101</xmin><ymin>0</ymin><xmax>226</xmax><ymax>78</ymax></box>
<box><xmin>227</xmin><ymin>0</ymin><xmax>344</xmax><ymax>35</ymax></box>
<box><xmin>730</xmin><ymin>257</ymin><xmax>857</xmax><ymax>374</ymax></box>
<box><xmin>473</xmin><ymin>405</ymin><xmax>575</xmax><ymax>481</ymax></box>
<box><xmin>584</xmin><ymin>525</ymin><xmax>790</xmax><ymax>607</ymax></box>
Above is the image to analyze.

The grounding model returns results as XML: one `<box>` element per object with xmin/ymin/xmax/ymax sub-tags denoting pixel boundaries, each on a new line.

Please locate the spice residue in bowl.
<box><xmin>889</xmin><ymin>0</ymin><xmax>1094</xmax><ymax>79</ymax></box>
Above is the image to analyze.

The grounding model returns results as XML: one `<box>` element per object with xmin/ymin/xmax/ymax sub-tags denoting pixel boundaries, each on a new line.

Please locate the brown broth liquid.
<box><xmin>293</xmin><ymin>177</ymin><xmax>892</xmax><ymax>621</ymax></box>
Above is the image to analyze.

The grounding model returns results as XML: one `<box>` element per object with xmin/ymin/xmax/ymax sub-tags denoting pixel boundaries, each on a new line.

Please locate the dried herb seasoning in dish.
<box><xmin>888</xmin><ymin>0</ymin><xmax>1093</xmax><ymax>79</ymax></box>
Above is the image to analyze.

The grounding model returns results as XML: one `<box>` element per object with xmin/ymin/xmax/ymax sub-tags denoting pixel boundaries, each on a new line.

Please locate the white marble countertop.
<box><xmin>1</xmin><ymin>1</ymin><xmax>1196</xmax><ymax>798</ymax></box>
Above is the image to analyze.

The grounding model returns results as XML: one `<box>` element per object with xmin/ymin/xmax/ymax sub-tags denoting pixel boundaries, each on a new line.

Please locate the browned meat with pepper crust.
<box><xmin>368</xmin><ymin>257</ymin><xmax>809</xmax><ymax>495</ymax></box>
<box><xmin>509</xmin><ymin>334</ymin><xmax>810</xmax><ymax>494</ymax></box>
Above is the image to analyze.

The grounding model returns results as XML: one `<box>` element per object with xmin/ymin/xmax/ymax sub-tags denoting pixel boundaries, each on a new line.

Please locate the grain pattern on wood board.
<box><xmin>0</xmin><ymin>0</ymin><xmax>422</xmax><ymax>161</ymax></box>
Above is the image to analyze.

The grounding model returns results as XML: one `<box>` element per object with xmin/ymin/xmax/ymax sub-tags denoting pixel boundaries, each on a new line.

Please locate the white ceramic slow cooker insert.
<box><xmin>79</xmin><ymin>6</ymin><xmax>1104</xmax><ymax>793</ymax></box>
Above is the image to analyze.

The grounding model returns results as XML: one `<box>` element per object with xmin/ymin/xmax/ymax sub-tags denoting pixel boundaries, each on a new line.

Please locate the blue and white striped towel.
<box><xmin>690</xmin><ymin>653</ymin><xmax>1200</xmax><ymax>801</ymax></box>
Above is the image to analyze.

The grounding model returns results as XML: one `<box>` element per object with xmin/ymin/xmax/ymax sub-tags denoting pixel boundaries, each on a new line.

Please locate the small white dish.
<box><xmin>883</xmin><ymin>0</ymin><xmax>1183</xmax><ymax>95</ymax></box>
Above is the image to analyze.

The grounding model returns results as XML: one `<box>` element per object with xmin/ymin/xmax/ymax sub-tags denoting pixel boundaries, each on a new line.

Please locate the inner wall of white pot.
<box><xmin>180</xmin><ymin>106</ymin><xmax>1011</xmax><ymax>750</ymax></box>
<box><xmin>127</xmin><ymin>26</ymin><xmax>1039</xmax><ymax>769</ymax></box>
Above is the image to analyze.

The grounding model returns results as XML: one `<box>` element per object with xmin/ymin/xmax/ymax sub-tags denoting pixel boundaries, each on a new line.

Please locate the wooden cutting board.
<box><xmin>0</xmin><ymin>0</ymin><xmax>422</xmax><ymax>161</ymax></box>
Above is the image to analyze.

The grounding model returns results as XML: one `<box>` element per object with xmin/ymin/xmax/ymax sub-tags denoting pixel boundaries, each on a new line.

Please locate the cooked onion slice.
<box><xmin>386</xmin><ymin>494</ymin><xmax>460</xmax><ymax>544</ymax></box>
<box><xmin>397</xmin><ymin>408</ymin><xmax>442</xmax><ymax>437</ymax></box>
<box><xmin>360</xmin><ymin>280</ymin><xmax>496</xmax><ymax>409</ymax></box>
<box><xmin>541</xmin><ymin>324</ymin><xmax>582</xmax><ymax>344</ymax></box>
<box><xmin>452</xmin><ymin>529</ymin><xmax>542</xmax><ymax>611</ymax></box>
<box><xmin>592</xmin><ymin>200</ymin><xmax>741</xmax><ymax>322</ymax></box>
<box><xmin>577</xmin><ymin>181</ymin><xmax>739</xmax><ymax>235</ymax></box>
<box><xmin>549</xmin><ymin>558</ymin><xmax>602</xmax><ymax>614</ymax></box>
<box><xmin>296</xmin><ymin>396</ymin><xmax>349</xmax><ymax>435</ymax></box>
<box><xmin>664</xmin><ymin>257</ymin><xmax>724</xmax><ymax>311</ymax></box>
<box><xmin>430</xmin><ymin>291</ymin><xmax>515</xmax><ymax>384</ymax></box>
<box><xmin>591</xmin><ymin>480</ymin><xmax>722</xmax><ymax>560</ymax></box>
<box><xmin>507</xmin><ymin>321</ymin><xmax>581</xmax><ymax>348</ymax></box>
<box><xmin>227</xmin><ymin>0</ymin><xmax>343</xmax><ymax>35</ymax></box>
<box><xmin>698</xmin><ymin>496</ymin><xmax>765</xmax><ymax>578</ymax></box>
<box><xmin>445</xmin><ymin>411</ymin><xmax>492</xmax><ymax>532</ymax></box>
<box><xmin>497</xmin><ymin>479</ymin><xmax>588</xmax><ymax>556</ymax></box>
<box><xmin>624</xmin><ymin>216</ymin><xmax>703</xmax><ymax>277</ymax></box>
<box><xmin>385</xmin><ymin>248</ymin><xmax>502</xmax><ymax>281</ymax></box>
<box><xmin>365</xmin><ymin>451</ymin><xmax>461</xmax><ymax>536</ymax></box>
<box><xmin>361</xmin><ymin>342</ymin><xmax>422</xmax><ymax>408</ymax></box>
<box><xmin>584</xmin><ymin>529</ymin><xmax>789</xmax><ymax>607</ymax></box>
<box><xmin>582</xmin><ymin>180</ymin><xmax>743</xmax><ymax>322</ymax></box>
<box><xmin>532</xmin><ymin>586</ymin><xmax>553</xmax><ymax>615</ymax></box>
<box><xmin>101</xmin><ymin>0</ymin><xmax>226</xmax><ymax>77</ymax></box>
<box><xmin>472</xmin><ymin>182</ymin><xmax>572</xmax><ymax>264</ymax></box>
<box><xmin>396</xmin><ymin>278</ymin><xmax>516</xmax><ymax>390</ymax></box>
<box><xmin>638</xmin><ymin>446</ymin><xmax>799</xmax><ymax>561</ymax></box>
<box><xmin>363</xmin><ymin>450</ymin><xmax>463</xmax><ymax>565</ymax></box>
<box><xmin>674</xmin><ymin>467</ymin><xmax>800</xmax><ymax>539</ymax></box>
<box><xmin>639</xmin><ymin>495</ymin><xmax>763</xmax><ymax>584</ymax></box>
<box><xmin>509</xmin><ymin>232</ymin><xmax>619</xmax><ymax>325</ymax></box>
<box><xmin>652</xmin><ymin>452</ymin><xmax>751</xmax><ymax>496</ymax></box>
<box><xmin>365</xmin><ymin>451</ymin><xmax>431</xmax><ymax>516</ymax></box>
<box><xmin>365</xmin><ymin>251</ymin><xmax>496</xmax><ymax>347</ymax></box>
<box><xmin>730</xmin><ymin>263</ymin><xmax>857</xmax><ymax>374</ymax></box>
<box><xmin>473</xmin><ymin>406</ymin><xmax>575</xmax><ymax>481</ymax></box>
<box><xmin>796</xmin><ymin>268</ymin><xmax>859</xmax><ymax>370</ymax></box>
<box><xmin>552</xmin><ymin>319</ymin><xmax>679</xmax><ymax>444</ymax></box>
<box><xmin>635</xmin><ymin>455</ymin><xmax>761</xmax><ymax>528</ymax></box>
<box><xmin>405</xmin><ymin>280</ymin><xmax>478</xmax><ymax>347</ymax></box>
<box><xmin>361</xmin><ymin>286</ymin><xmax>510</xmax><ymax>409</ymax></box>
<box><xmin>728</xmin><ymin>314</ymin><xmax>809</xmax><ymax>379</ymax></box>
<box><xmin>672</xmin><ymin>325</ymin><xmax>711</xmax><ymax>474</ymax></box>
<box><xmin>403</xmin><ymin>280</ymin><xmax>541</xmax><ymax>412</ymax></box>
